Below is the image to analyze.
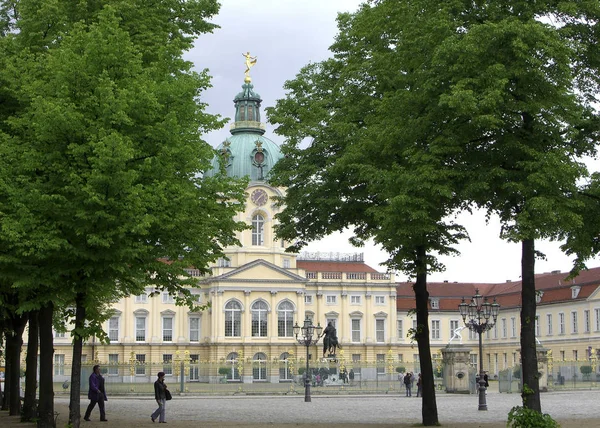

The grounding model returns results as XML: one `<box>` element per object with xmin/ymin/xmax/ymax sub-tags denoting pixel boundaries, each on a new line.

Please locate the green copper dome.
<box><xmin>205</xmin><ymin>81</ymin><xmax>283</xmax><ymax>181</ymax></box>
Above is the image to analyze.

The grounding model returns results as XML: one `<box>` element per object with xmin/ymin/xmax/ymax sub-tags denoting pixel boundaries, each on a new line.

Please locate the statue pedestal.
<box><xmin>536</xmin><ymin>346</ymin><xmax>550</xmax><ymax>392</ymax></box>
<box><xmin>442</xmin><ymin>345</ymin><xmax>473</xmax><ymax>393</ymax></box>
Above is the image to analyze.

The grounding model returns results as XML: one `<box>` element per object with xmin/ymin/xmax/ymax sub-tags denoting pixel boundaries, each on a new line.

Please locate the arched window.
<box><xmin>279</xmin><ymin>352</ymin><xmax>293</xmax><ymax>381</ymax></box>
<box><xmin>253</xmin><ymin>352</ymin><xmax>267</xmax><ymax>381</ymax></box>
<box><xmin>252</xmin><ymin>214</ymin><xmax>264</xmax><ymax>246</ymax></box>
<box><xmin>251</xmin><ymin>300</ymin><xmax>268</xmax><ymax>337</ymax></box>
<box><xmin>226</xmin><ymin>352</ymin><xmax>240</xmax><ymax>381</ymax></box>
<box><xmin>224</xmin><ymin>300</ymin><xmax>241</xmax><ymax>337</ymax></box>
<box><xmin>278</xmin><ymin>301</ymin><xmax>294</xmax><ymax>337</ymax></box>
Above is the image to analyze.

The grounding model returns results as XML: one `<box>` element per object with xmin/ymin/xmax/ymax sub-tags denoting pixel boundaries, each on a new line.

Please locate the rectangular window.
<box><xmin>584</xmin><ymin>310</ymin><xmax>590</xmax><ymax>333</ymax></box>
<box><xmin>510</xmin><ymin>317</ymin><xmax>516</xmax><ymax>337</ymax></box>
<box><xmin>397</xmin><ymin>354</ymin><xmax>404</xmax><ymax>362</ymax></box>
<box><xmin>135</xmin><ymin>293</ymin><xmax>147</xmax><ymax>303</ymax></box>
<box><xmin>376</xmin><ymin>319</ymin><xmax>385</xmax><ymax>342</ymax></box>
<box><xmin>189</xmin><ymin>317</ymin><xmax>200</xmax><ymax>342</ymax></box>
<box><xmin>412</xmin><ymin>319</ymin><xmax>417</xmax><ymax>331</ymax></box>
<box><xmin>136</xmin><ymin>354</ymin><xmax>146</xmax><ymax>375</ymax></box>
<box><xmin>571</xmin><ymin>311</ymin><xmax>578</xmax><ymax>333</ymax></box>
<box><xmin>217</xmin><ymin>257</ymin><xmax>231</xmax><ymax>267</ymax></box>
<box><xmin>304</xmin><ymin>295</ymin><xmax>313</xmax><ymax>304</ymax></box>
<box><xmin>54</xmin><ymin>329</ymin><xmax>66</xmax><ymax>338</ymax></box>
<box><xmin>493</xmin><ymin>324</ymin><xmax>498</xmax><ymax>339</ymax></box>
<box><xmin>109</xmin><ymin>316</ymin><xmax>119</xmax><ymax>342</ymax></box>
<box><xmin>595</xmin><ymin>308</ymin><xmax>600</xmax><ymax>331</ymax></box>
<box><xmin>352</xmin><ymin>354</ymin><xmax>361</xmax><ymax>375</ymax></box>
<box><xmin>162</xmin><ymin>317</ymin><xmax>173</xmax><ymax>342</ymax></box>
<box><xmin>283</xmin><ymin>258</ymin><xmax>290</xmax><ymax>268</ymax></box>
<box><xmin>450</xmin><ymin>319</ymin><xmax>459</xmax><ymax>338</ymax></box>
<box><xmin>430</xmin><ymin>298</ymin><xmax>439</xmax><ymax>309</ymax></box>
<box><xmin>351</xmin><ymin>319</ymin><xmax>361</xmax><ymax>342</ymax></box>
<box><xmin>573</xmin><ymin>350</ymin><xmax>578</xmax><ymax>361</ymax></box>
<box><xmin>535</xmin><ymin>315</ymin><xmax>540</xmax><ymax>337</ymax></box>
<box><xmin>431</xmin><ymin>320</ymin><xmax>440</xmax><ymax>340</ymax></box>
<box><xmin>326</xmin><ymin>295</ymin><xmax>337</xmax><ymax>304</ymax></box>
<box><xmin>326</xmin><ymin>318</ymin><xmax>337</xmax><ymax>329</ymax></box>
<box><xmin>470</xmin><ymin>354</ymin><xmax>478</xmax><ymax>370</ymax></box>
<box><xmin>375</xmin><ymin>296</ymin><xmax>385</xmax><ymax>305</ymax></box>
<box><xmin>376</xmin><ymin>354</ymin><xmax>385</xmax><ymax>374</ymax></box>
<box><xmin>547</xmin><ymin>314</ymin><xmax>553</xmax><ymax>335</ymax></box>
<box><xmin>162</xmin><ymin>292</ymin><xmax>174</xmax><ymax>304</ymax></box>
<box><xmin>397</xmin><ymin>320</ymin><xmax>403</xmax><ymax>340</ymax></box>
<box><xmin>469</xmin><ymin>328</ymin><xmax>477</xmax><ymax>341</ymax></box>
<box><xmin>559</xmin><ymin>313</ymin><xmax>565</xmax><ymax>334</ymax></box>
<box><xmin>560</xmin><ymin>350</ymin><xmax>565</xmax><ymax>361</ymax></box>
<box><xmin>163</xmin><ymin>354</ymin><xmax>173</xmax><ymax>375</ymax></box>
<box><xmin>54</xmin><ymin>354</ymin><xmax>65</xmax><ymax>376</ymax></box>
<box><xmin>108</xmin><ymin>354</ymin><xmax>119</xmax><ymax>375</ymax></box>
<box><xmin>351</xmin><ymin>295</ymin><xmax>361</xmax><ymax>304</ymax></box>
<box><xmin>135</xmin><ymin>317</ymin><xmax>146</xmax><ymax>342</ymax></box>
<box><xmin>501</xmin><ymin>318</ymin><xmax>507</xmax><ymax>338</ymax></box>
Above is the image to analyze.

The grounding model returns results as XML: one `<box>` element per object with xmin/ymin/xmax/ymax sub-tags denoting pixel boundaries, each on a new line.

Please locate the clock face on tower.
<box><xmin>251</xmin><ymin>189</ymin><xmax>268</xmax><ymax>206</ymax></box>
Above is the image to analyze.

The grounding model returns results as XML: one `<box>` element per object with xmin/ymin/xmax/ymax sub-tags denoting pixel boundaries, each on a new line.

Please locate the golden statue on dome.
<box><xmin>242</xmin><ymin>51</ymin><xmax>257</xmax><ymax>82</ymax></box>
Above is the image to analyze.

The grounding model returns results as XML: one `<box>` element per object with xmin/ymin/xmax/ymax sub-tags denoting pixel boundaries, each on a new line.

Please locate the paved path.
<box><xmin>46</xmin><ymin>389</ymin><xmax>599</xmax><ymax>425</ymax></box>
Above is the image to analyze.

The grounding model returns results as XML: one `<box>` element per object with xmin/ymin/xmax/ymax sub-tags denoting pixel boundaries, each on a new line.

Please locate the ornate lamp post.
<box><xmin>459</xmin><ymin>289</ymin><xmax>500</xmax><ymax>411</ymax></box>
<box><xmin>293</xmin><ymin>317</ymin><xmax>323</xmax><ymax>402</ymax></box>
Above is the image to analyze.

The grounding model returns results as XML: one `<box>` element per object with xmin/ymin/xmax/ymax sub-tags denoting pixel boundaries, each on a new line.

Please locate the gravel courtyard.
<box><xmin>2</xmin><ymin>389</ymin><xmax>599</xmax><ymax>427</ymax></box>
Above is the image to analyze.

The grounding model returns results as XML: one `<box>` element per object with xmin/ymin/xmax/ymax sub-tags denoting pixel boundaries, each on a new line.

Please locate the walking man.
<box><xmin>404</xmin><ymin>372</ymin><xmax>412</xmax><ymax>397</ymax></box>
<box><xmin>84</xmin><ymin>365</ymin><xmax>108</xmax><ymax>422</ymax></box>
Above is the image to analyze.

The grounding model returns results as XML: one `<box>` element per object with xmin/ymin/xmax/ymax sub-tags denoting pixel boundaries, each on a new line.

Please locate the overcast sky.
<box><xmin>187</xmin><ymin>0</ymin><xmax>600</xmax><ymax>283</ymax></box>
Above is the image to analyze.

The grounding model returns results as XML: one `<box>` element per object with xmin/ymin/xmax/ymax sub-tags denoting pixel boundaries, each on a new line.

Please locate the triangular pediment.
<box><xmin>208</xmin><ymin>259</ymin><xmax>306</xmax><ymax>283</ymax></box>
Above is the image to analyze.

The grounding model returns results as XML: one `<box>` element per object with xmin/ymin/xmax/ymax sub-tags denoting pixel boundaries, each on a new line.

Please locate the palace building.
<box><xmin>49</xmin><ymin>71</ymin><xmax>600</xmax><ymax>386</ymax></box>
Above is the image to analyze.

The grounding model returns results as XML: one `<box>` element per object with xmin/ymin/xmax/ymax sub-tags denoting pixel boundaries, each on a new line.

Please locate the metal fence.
<box><xmin>50</xmin><ymin>361</ymin><xmax>439</xmax><ymax>396</ymax></box>
<box><xmin>498</xmin><ymin>360</ymin><xmax>600</xmax><ymax>393</ymax></box>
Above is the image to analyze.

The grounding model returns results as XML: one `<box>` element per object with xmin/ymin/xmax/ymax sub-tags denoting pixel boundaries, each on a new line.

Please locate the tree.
<box><xmin>427</xmin><ymin>1</ymin><xmax>599</xmax><ymax>412</ymax></box>
<box><xmin>0</xmin><ymin>1</ymin><xmax>247</xmax><ymax>426</ymax></box>
<box><xmin>266</xmin><ymin>2</ymin><xmax>476</xmax><ymax>425</ymax></box>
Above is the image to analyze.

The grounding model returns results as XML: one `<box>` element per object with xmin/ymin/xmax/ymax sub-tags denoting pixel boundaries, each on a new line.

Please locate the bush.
<box><xmin>580</xmin><ymin>365</ymin><xmax>592</xmax><ymax>376</ymax></box>
<box><xmin>396</xmin><ymin>366</ymin><xmax>406</xmax><ymax>374</ymax></box>
<box><xmin>513</xmin><ymin>366</ymin><xmax>521</xmax><ymax>379</ymax></box>
<box><xmin>297</xmin><ymin>367</ymin><xmax>305</xmax><ymax>375</ymax></box>
<box><xmin>507</xmin><ymin>406</ymin><xmax>560</xmax><ymax>428</ymax></box>
<box><xmin>218</xmin><ymin>367</ymin><xmax>231</xmax><ymax>376</ymax></box>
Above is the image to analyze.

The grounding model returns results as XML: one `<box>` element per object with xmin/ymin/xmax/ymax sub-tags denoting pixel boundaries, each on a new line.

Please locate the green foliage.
<box><xmin>297</xmin><ymin>367</ymin><xmax>305</xmax><ymax>375</ymax></box>
<box><xmin>396</xmin><ymin>366</ymin><xmax>406</xmax><ymax>374</ymax></box>
<box><xmin>580</xmin><ymin>365</ymin><xmax>593</xmax><ymax>376</ymax></box>
<box><xmin>218</xmin><ymin>367</ymin><xmax>231</xmax><ymax>376</ymax></box>
<box><xmin>513</xmin><ymin>366</ymin><xmax>522</xmax><ymax>379</ymax></box>
<box><xmin>507</xmin><ymin>406</ymin><xmax>560</xmax><ymax>428</ymax></box>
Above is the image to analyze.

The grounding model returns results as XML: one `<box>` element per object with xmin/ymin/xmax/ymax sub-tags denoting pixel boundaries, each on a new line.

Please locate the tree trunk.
<box><xmin>413</xmin><ymin>245</ymin><xmax>439</xmax><ymax>426</ymax></box>
<box><xmin>37</xmin><ymin>302</ymin><xmax>55</xmax><ymax>428</ymax></box>
<box><xmin>23</xmin><ymin>310</ymin><xmax>39</xmax><ymax>421</ymax></box>
<box><xmin>6</xmin><ymin>313</ymin><xmax>27</xmax><ymax>416</ymax></box>
<box><xmin>521</xmin><ymin>239</ymin><xmax>541</xmax><ymax>412</ymax></box>
<box><xmin>2</xmin><ymin>330</ymin><xmax>11</xmax><ymax>411</ymax></box>
<box><xmin>69</xmin><ymin>293</ymin><xmax>86</xmax><ymax>427</ymax></box>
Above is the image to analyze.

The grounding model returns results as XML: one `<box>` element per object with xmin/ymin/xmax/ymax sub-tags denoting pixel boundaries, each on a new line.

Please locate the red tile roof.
<box><xmin>396</xmin><ymin>266</ymin><xmax>600</xmax><ymax>311</ymax></box>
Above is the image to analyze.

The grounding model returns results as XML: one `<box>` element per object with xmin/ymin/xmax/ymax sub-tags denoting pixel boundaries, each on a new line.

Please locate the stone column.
<box><xmin>441</xmin><ymin>344</ymin><xmax>473</xmax><ymax>393</ymax></box>
<box><xmin>536</xmin><ymin>345</ymin><xmax>549</xmax><ymax>392</ymax></box>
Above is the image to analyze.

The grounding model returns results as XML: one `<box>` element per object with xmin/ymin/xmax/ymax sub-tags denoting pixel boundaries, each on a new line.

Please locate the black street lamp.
<box><xmin>459</xmin><ymin>289</ymin><xmax>500</xmax><ymax>411</ymax></box>
<box><xmin>293</xmin><ymin>317</ymin><xmax>323</xmax><ymax>402</ymax></box>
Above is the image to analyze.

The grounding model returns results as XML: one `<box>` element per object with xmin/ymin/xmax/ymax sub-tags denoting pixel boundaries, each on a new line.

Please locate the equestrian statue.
<box><xmin>321</xmin><ymin>322</ymin><xmax>342</xmax><ymax>358</ymax></box>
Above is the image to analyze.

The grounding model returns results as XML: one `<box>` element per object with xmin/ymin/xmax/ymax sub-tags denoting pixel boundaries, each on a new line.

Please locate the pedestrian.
<box><xmin>84</xmin><ymin>365</ymin><xmax>108</xmax><ymax>422</ymax></box>
<box><xmin>349</xmin><ymin>369</ymin><xmax>355</xmax><ymax>383</ymax></box>
<box><xmin>151</xmin><ymin>371</ymin><xmax>168</xmax><ymax>423</ymax></box>
<box><xmin>416</xmin><ymin>373</ymin><xmax>422</xmax><ymax>397</ymax></box>
<box><xmin>484</xmin><ymin>372</ymin><xmax>489</xmax><ymax>395</ymax></box>
<box><xmin>404</xmin><ymin>372</ymin><xmax>412</xmax><ymax>396</ymax></box>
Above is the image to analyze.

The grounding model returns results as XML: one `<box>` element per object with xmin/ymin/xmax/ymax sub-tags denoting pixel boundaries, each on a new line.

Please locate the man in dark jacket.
<box><xmin>84</xmin><ymin>365</ymin><xmax>107</xmax><ymax>422</ymax></box>
<box><xmin>151</xmin><ymin>371</ymin><xmax>168</xmax><ymax>423</ymax></box>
